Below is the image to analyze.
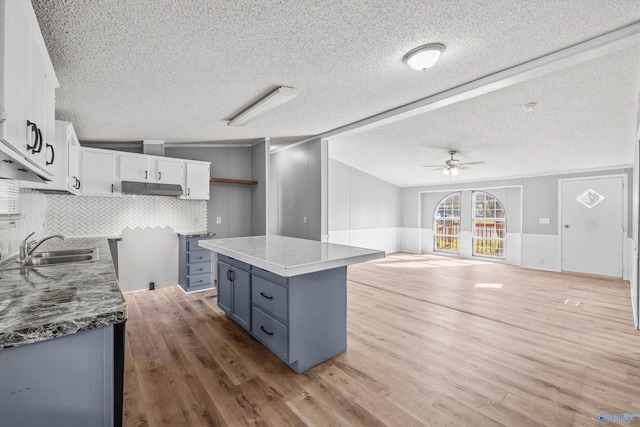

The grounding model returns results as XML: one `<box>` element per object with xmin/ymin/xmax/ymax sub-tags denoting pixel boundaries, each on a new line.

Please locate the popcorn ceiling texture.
<box><xmin>46</xmin><ymin>194</ymin><xmax>207</xmax><ymax>237</ymax></box>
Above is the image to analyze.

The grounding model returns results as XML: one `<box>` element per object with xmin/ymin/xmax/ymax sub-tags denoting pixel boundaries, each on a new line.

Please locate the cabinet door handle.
<box><xmin>158</xmin><ymin>171</ymin><xmax>161</xmax><ymax>181</ymax></box>
<box><xmin>33</xmin><ymin>128</ymin><xmax>43</xmax><ymax>153</ymax></box>
<box><xmin>187</xmin><ymin>188</ymin><xmax>191</xmax><ymax>196</ymax></box>
<box><xmin>144</xmin><ymin>170</ymin><xmax>148</xmax><ymax>179</ymax></box>
<box><xmin>45</xmin><ymin>143</ymin><xmax>54</xmax><ymax>165</ymax></box>
<box><xmin>260</xmin><ymin>326</ymin><xmax>274</xmax><ymax>336</ymax></box>
<box><xmin>76</xmin><ymin>178</ymin><xmax>81</xmax><ymax>190</ymax></box>
<box><xmin>111</xmin><ymin>184</ymin><xmax>114</xmax><ymax>193</ymax></box>
<box><xmin>26</xmin><ymin>121</ymin><xmax>38</xmax><ymax>152</ymax></box>
<box><xmin>260</xmin><ymin>292</ymin><xmax>273</xmax><ymax>300</ymax></box>
<box><xmin>226</xmin><ymin>270</ymin><xmax>231</xmax><ymax>281</ymax></box>
<box><xmin>229</xmin><ymin>270</ymin><xmax>234</xmax><ymax>281</ymax></box>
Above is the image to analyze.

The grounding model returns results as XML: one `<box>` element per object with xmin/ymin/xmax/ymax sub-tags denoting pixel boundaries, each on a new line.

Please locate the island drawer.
<box><xmin>188</xmin><ymin>250</ymin><xmax>212</xmax><ymax>263</ymax></box>
<box><xmin>252</xmin><ymin>307</ymin><xmax>287</xmax><ymax>361</ymax></box>
<box><xmin>218</xmin><ymin>254</ymin><xmax>251</xmax><ymax>272</ymax></box>
<box><xmin>251</xmin><ymin>266</ymin><xmax>287</xmax><ymax>285</ymax></box>
<box><xmin>188</xmin><ymin>261</ymin><xmax>212</xmax><ymax>275</ymax></box>
<box><xmin>252</xmin><ymin>276</ymin><xmax>287</xmax><ymax>321</ymax></box>
<box><xmin>188</xmin><ymin>239</ymin><xmax>210</xmax><ymax>250</ymax></box>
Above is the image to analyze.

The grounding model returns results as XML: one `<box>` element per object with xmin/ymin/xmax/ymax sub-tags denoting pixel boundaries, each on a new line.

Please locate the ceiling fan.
<box><xmin>424</xmin><ymin>151</ymin><xmax>485</xmax><ymax>176</ymax></box>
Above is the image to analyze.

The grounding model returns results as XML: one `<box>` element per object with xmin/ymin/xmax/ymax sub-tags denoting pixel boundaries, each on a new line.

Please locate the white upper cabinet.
<box><xmin>182</xmin><ymin>162</ymin><xmax>210</xmax><ymax>200</ymax></box>
<box><xmin>22</xmin><ymin>121</ymin><xmax>81</xmax><ymax>193</ymax></box>
<box><xmin>0</xmin><ymin>0</ymin><xmax>58</xmax><ymax>174</ymax></box>
<box><xmin>119</xmin><ymin>154</ymin><xmax>152</xmax><ymax>181</ymax></box>
<box><xmin>156</xmin><ymin>159</ymin><xmax>184</xmax><ymax>184</ymax></box>
<box><xmin>119</xmin><ymin>152</ymin><xmax>185</xmax><ymax>184</ymax></box>
<box><xmin>80</xmin><ymin>148</ymin><xmax>118</xmax><ymax>196</ymax></box>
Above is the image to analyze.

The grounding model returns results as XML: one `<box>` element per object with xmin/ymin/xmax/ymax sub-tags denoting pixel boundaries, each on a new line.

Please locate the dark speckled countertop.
<box><xmin>0</xmin><ymin>237</ymin><xmax>126</xmax><ymax>350</ymax></box>
<box><xmin>177</xmin><ymin>231</ymin><xmax>215</xmax><ymax>238</ymax></box>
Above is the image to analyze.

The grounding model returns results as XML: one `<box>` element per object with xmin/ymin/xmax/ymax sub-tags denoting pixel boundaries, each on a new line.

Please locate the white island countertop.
<box><xmin>199</xmin><ymin>235</ymin><xmax>384</xmax><ymax>277</ymax></box>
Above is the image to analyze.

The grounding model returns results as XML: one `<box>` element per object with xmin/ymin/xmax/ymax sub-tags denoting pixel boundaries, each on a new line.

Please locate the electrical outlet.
<box><xmin>303</xmin><ymin>216</ymin><xmax>308</xmax><ymax>224</ymax></box>
<box><xmin>216</xmin><ymin>217</ymin><xmax>222</xmax><ymax>224</ymax></box>
<box><xmin>149</xmin><ymin>282</ymin><xmax>155</xmax><ymax>290</ymax></box>
<box><xmin>539</xmin><ymin>217</ymin><xmax>550</xmax><ymax>224</ymax></box>
<box><xmin>538</xmin><ymin>258</ymin><xmax>544</xmax><ymax>264</ymax></box>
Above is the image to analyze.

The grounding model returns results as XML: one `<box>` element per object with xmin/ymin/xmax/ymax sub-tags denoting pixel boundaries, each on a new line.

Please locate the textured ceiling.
<box><xmin>32</xmin><ymin>0</ymin><xmax>640</xmax><ymax>185</ymax></box>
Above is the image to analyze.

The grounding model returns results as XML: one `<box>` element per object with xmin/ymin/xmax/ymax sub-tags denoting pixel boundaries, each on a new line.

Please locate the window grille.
<box><xmin>433</xmin><ymin>192</ymin><xmax>461</xmax><ymax>253</ymax></box>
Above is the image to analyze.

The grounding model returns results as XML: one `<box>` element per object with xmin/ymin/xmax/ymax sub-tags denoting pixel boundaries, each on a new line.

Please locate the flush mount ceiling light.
<box><xmin>522</xmin><ymin>102</ymin><xmax>537</xmax><ymax>112</ymax></box>
<box><xmin>228</xmin><ymin>86</ymin><xmax>299</xmax><ymax>126</ymax></box>
<box><xmin>402</xmin><ymin>43</ymin><xmax>445</xmax><ymax>71</ymax></box>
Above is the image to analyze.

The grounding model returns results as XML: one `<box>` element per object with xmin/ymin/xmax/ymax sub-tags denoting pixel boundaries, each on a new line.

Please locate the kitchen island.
<box><xmin>199</xmin><ymin>235</ymin><xmax>384</xmax><ymax>373</ymax></box>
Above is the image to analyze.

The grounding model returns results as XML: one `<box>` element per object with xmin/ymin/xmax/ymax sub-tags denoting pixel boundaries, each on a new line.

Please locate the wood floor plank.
<box><xmin>122</xmin><ymin>253</ymin><xmax>640</xmax><ymax>426</ymax></box>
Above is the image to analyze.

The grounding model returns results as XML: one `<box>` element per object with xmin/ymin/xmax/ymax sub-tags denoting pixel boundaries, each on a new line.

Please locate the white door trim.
<box><xmin>558</xmin><ymin>173</ymin><xmax>628</xmax><ymax>277</ymax></box>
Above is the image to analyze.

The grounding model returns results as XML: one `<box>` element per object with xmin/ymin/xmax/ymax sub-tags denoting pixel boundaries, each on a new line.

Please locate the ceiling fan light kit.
<box><xmin>402</xmin><ymin>43</ymin><xmax>445</xmax><ymax>71</ymax></box>
<box><xmin>425</xmin><ymin>150</ymin><xmax>485</xmax><ymax>176</ymax></box>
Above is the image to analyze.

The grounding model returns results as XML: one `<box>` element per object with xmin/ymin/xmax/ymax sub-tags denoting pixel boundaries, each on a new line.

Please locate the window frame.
<box><xmin>472</xmin><ymin>191</ymin><xmax>506</xmax><ymax>259</ymax></box>
<box><xmin>433</xmin><ymin>192</ymin><xmax>461</xmax><ymax>254</ymax></box>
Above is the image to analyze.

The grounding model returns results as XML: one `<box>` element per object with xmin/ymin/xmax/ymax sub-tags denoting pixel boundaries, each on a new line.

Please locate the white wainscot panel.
<box><xmin>378</xmin><ymin>228</ymin><xmax>400</xmax><ymax>254</ymax></box>
<box><xmin>506</xmin><ymin>233</ymin><xmax>522</xmax><ymax>266</ymax></box>
<box><xmin>399</xmin><ymin>227</ymin><xmax>420</xmax><ymax>253</ymax></box>
<box><xmin>521</xmin><ymin>234</ymin><xmax>560</xmax><ymax>272</ymax></box>
<box><xmin>327</xmin><ymin>230</ymin><xmax>350</xmax><ymax>246</ymax></box>
<box><xmin>458</xmin><ymin>231</ymin><xmax>473</xmax><ymax>259</ymax></box>
<box><xmin>419</xmin><ymin>228</ymin><xmax>433</xmax><ymax>254</ymax></box>
<box><xmin>350</xmin><ymin>229</ymin><xmax>382</xmax><ymax>251</ymax></box>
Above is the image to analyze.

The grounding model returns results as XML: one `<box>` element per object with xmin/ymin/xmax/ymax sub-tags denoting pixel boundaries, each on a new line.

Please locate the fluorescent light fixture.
<box><xmin>228</xmin><ymin>86</ymin><xmax>299</xmax><ymax>126</ymax></box>
<box><xmin>403</xmin><ymin>43</ymin><xmax>445</xmax><ymax>71</ymax></box>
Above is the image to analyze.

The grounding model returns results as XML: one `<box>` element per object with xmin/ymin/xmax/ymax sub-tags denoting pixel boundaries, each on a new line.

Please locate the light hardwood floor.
<box><xmin>123</xmin><ymin>253</ymin><xmax>640</xmax><ymax>426</ymax></box>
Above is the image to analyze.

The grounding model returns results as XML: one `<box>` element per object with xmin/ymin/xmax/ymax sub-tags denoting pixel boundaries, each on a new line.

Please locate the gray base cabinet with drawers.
<box><xmin>178</xmin><ymin>235</ymin><xmax>215</xmax><ymax>292</ymax></box>
<box><xmin>217</xmin><ymin>254</ymin><xmax>347</xmax><ymax>373</ymax></box>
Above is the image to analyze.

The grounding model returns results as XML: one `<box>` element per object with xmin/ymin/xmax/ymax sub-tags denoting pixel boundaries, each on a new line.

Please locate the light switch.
<box><xmin>539</xmin><ymin>218</ymin><xmax>550</xmax><ymax>224</ymax></box>
<box><xmin>216</xmin><ymin>217</ymin><xmax>222</xmax><ymax>224</ymax></box>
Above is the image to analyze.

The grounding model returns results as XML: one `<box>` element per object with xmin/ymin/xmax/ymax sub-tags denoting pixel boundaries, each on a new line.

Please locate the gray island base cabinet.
<box><xmin>201</xmin><ymin>236</ymin><xmax>384</xmax><ymax>373</ymax></box>
<box><xmin>217</xmin><ymin>254</ymin><xmax>347</xmax><ymax>373</ymax></box>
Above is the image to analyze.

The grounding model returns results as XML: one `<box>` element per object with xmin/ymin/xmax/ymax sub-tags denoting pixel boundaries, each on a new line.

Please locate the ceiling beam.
<box><xmin>319</xmin><ymin>21</ymin><xmax>640</xmax><ymax>141</ymax></box>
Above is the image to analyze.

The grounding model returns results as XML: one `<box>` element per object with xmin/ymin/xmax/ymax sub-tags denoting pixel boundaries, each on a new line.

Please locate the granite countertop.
<box><xmin>0</xmin><ymin>237</ymin><xmax>126</xmax><ymax>350</ymax></box>
<box><xmin>199</xmin><ymin>235</ymin><xmax>385</xmax><ymax>277</ymax></box>
<box><xmin>177</xmin><ymin>231</ymin><xmax>216</xmax><ymax>238</ymax></box>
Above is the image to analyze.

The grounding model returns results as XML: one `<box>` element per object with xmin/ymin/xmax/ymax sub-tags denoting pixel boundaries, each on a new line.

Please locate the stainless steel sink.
<box><xmin>1</xmin><ymin>248</ymin><xmax>99</xmax><ymax>269</ymax></box>
<box><xmin>32</xmin><ymin>248</ymin><xmax>96</xmax><ymax>258</ymax></box>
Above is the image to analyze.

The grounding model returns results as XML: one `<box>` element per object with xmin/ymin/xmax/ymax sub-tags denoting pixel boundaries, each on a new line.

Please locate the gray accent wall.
<box><xmin>165</xmin><ymin>146</ymin><xmax>252</xmax><ymax>238</ymax></box>
<box><xmin>251</xmin><ymin>141</ymin><xmax>267</xmax><ymax>236</ymax></box>
<box><xmin>403</xmin><ymin>168</ymin><xmax>632</xmax><ymax>235</ymax></box>
<box><xmin>269</xmin><ymin>139</ymin><xmax>323</xmax><ymax>240</ymax></box>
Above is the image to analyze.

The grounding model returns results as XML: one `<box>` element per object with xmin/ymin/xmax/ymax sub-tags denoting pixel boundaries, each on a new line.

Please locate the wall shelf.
<box><xmin>210</xmin><ymin>178</ymin><xmax>258</xmax><ymax>185</ymax></box>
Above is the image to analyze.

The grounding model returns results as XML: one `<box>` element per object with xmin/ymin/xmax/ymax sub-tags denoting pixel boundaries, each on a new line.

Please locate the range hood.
<box><xmin>121</xmin><ymin>180</ymin><xmax>183</xmax><ymax>196</ymax></box>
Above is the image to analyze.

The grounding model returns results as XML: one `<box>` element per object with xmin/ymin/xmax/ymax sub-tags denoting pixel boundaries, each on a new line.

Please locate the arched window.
<box><xmin>472</xmin><ymin>191</ymin><xmax>506</xmax><ymax>258</ymax></box>
<box><xmin>433</xmin><ymin>192</ymin><xmax>461</xmax><ymax>253</ymax></box>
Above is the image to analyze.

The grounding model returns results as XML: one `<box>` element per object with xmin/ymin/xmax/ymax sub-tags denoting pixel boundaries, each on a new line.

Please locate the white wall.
<box><xmin>327</xmin><ymin>158</ymin><xmax>401</xmax><ymax>253</ymax></box>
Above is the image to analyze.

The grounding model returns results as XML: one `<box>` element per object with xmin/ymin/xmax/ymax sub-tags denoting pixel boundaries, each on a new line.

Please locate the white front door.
<box><xmin>561</xmin><ymin>176</ymin><xmax>624</xmax><ymax>277</ymax></box>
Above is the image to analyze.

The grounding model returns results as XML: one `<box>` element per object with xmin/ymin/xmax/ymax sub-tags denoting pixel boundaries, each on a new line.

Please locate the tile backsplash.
<box><xmin>47</xmin><ymin>194</ymin><xmax>207</xmax><ymax>237</ymax></box>
<box><xmin>0</xmin><ymin>189</ymin><xmax>48</xmax><ymax>262</ymax></box>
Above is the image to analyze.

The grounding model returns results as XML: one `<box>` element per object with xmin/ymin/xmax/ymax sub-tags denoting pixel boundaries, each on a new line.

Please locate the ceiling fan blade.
<box><xmin>458</xmin><ymin>161</ymin><xmax>485</xmax><ymax>166</ymax></box>
<box><xmin>457</xmin><ymin>165</ymin><xmax>469</xmax><ymax>170</ymax></box>
<box><xmin>423</xmin><ymin>164</ymin><xmax>444</xmax><ymax>168</ymax></box>
<box><xmin>431</xmin><ymin>166</ymin><xmax>447</xmax><ymax>171</ymax></box>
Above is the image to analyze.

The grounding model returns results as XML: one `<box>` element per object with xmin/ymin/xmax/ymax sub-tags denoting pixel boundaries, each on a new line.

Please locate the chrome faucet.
<box><xmin>19</xmin><ymin>232</ymin><xmax>66</xmax><ymax>263</ymax></box>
